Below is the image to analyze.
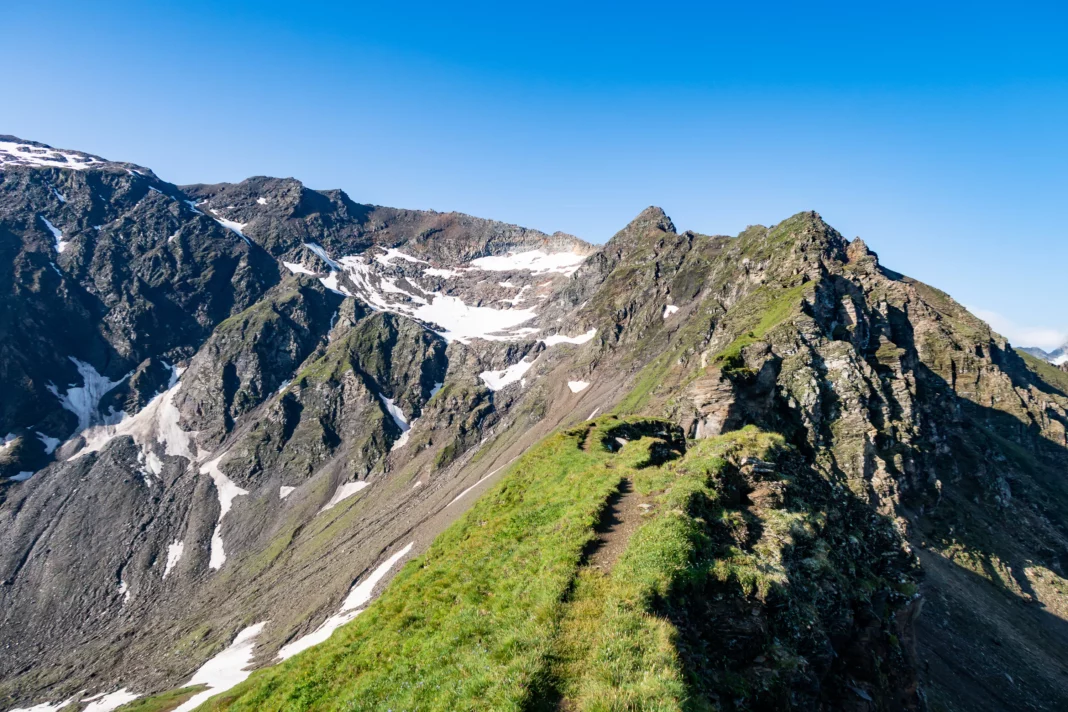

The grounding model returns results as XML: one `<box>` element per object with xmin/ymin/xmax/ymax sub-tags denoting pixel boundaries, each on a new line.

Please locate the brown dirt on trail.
<box><xmin>586</xmin><ymin>478</ymin><xmax>646</xmax><ymax>572</ymax></box>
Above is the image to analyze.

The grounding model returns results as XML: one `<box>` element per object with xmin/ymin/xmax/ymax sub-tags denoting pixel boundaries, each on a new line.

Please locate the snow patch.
<box><xmin>279</xmin><ymin>485</ymin><xmax>296</xmax><ymax>499</ymax></box>
<box><xmin>663</xmin><ymin>304</ymin><xmax>679</xmax><ymax>319</ymax></box>
<box><xmin>375</xmin><ymin>247</ymin><xmax>426</xmax><ymax>266</ymax></box>
<box><xmin>72</xmin><ymin>364</ymin><xmax>197</xmax><ymax>464</ymax></box>
<box><xmin>172</xmin><ymin>623</ymin><xmax>267</xmax><ymax>712</ymax></box>
<box><xmin>212</xmin><ymin>215</ymin><xmax>251</xmax><ymax>245</ymax></box>
<box><xmin>0</xmin><ymin>140</ymin><xmax>104</xmax><ymax>171</ymax></box>
<box><xmin>480</xmin><ymin>358</ymin><xmax>535</xmax><ymax>391</ymax></box>
<box><xmin>378</xmin><ymin>393</ymin><xmax>411</xmax><ymax>450</ymax></box>
<box><xmin>9</xmin><ymin>471</ymin><xmax>34</xmax><ymax>482</ymax></box>
<box><xmin>199</xmin><ymin>457</ymin><xmax>249</xmax><ymax>570</ymax></box>
<box><xmin>304</xmin><ymin>242</ymin><xmax>341</xmax><ymax>271</ymax></box>
<box><xmin>36</xmin><ymin>432</ymin><xmax>60</xmax><ymax>455</ymax></box>
<box><xmin>568</xmin><ymin>381</ymin><xmax>590</xmax><ymax>393</ymax></box>
<box><xmin>321</xmin><ymin>480</ymin><xmax>369</xmax><ymax>512</ymax></box>
<box><xmin>414</xmin><ymin>295</ymin><xmax>537</xmax><ymax>344</ymax></box>
<box><xmin>82</xmin><ymin>689</ymin><xmax>140</xmax><ymax>712</ymax></box>
<box><xmin>295</xmin><ymin>244</ymin><xmax>542</xmax><ymax>343</ymax></box>
<box><xmin>47</xmin><ymin>357</ymin><xmax>128</xmax><ymax>433</ymax></box>
<box><xmin>8</xmin><ymin>698</ymin><xmax>78</xmax><ymax>711</ymax></box>
<box><xmin>282</xmin><ymin>261</ymin><xmax>316</xmax><ymax>276</ymax></box>
<box><xmin>52</xmin><ymin>187</ymin><xmax>66</xmax><ymax>203</ymax></box>
<box><xmin>424</xmin><ymin>267</ymin><xmax>461</xmax><ymax>278</ymax></box>
<box><xmin>319</xmin><ymin>272</ymin><xmax>353</xmax><ymax>297</ymax></box>
<box><xmin>277</xmin><ymin>543</ymin><xmax>413</xmax><ymax>660</ymax></box>
<box><xmin>1</xmin><ymin>433</ymin><xmax>17</xmax><ymax>452</ymax></box>
<box><xmin>163</xmin><ymin>540</ymin><xmax>184</xmax><ymax>578</ymax></box>
<box><xmin>9</xmin><ymin>688</ymin><xmax>141</xmax><ymax>712</ymax></box>
<box><xmin>256</xmin><ymin>197</ymin><xmax>268</xmax><ymax>205</ymax></box>
<box><xmin>39</xmin><ymin>216</ymin><xmax>68</xmax><ymax>253</ymax></box>
<box><xmin>446</xmin><ymin>463</ymin><xmax>510</xmax><ymax>508</ymax></box>
<box><xmin>468</xmin><ymin>250</ymin><xmax>586</xmax><ymax>276</ymax></box>
<box><xmin>541</xmin><ymin>328</ymin><xmax>597</xmax><ymax>347</ymax></box>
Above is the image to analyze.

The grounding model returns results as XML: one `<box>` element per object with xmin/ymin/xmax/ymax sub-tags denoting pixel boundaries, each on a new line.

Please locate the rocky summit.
<box><xmin>1</xmin><ymin>136</ymin><xmax>1066</xmax><ymax>712</ymax></box>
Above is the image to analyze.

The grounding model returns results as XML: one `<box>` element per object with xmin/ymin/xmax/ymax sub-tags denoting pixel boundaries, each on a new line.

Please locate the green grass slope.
<box><xmin>166</xmin><ymin>413</ymin><xmax>917</xmax><ymax>711</ymax></box>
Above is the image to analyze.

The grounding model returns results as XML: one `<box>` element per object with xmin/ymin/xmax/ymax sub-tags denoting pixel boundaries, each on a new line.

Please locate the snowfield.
<box><xmin>468</xmin><ymin>249</ymin><xmax>586</xmax><ymax>276</ymax></box>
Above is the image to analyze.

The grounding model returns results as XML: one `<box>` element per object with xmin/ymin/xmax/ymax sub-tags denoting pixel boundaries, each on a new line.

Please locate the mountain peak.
<box><xmin>632</xmin><ymin>205</ymin><xmax>676</xmax><ymax>234</ymax></box>
<box><xmin>602</xmin><ymin>206</ymin><xmax>678</xmax><ymax>256</ymax></box>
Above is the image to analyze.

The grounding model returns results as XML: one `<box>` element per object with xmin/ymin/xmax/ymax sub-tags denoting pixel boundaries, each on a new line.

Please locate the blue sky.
<box><xmin>5</xmin><ymin>1</ymin><xmax>1066</xmax><ymax>348</ymax></box>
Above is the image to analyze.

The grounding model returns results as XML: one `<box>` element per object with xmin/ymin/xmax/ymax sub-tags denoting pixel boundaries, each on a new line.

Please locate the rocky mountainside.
<box><xmin>1</xmin><ymin>137</ymin><xmax>1066</xmax><ymax>712</ymax></box>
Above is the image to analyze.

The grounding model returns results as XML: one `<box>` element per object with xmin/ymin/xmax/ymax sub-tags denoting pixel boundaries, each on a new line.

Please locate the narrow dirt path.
<box><xmin>587</xmin><ymin>478</ymin><xmax>644</xmax><ymax>571</ymax></box>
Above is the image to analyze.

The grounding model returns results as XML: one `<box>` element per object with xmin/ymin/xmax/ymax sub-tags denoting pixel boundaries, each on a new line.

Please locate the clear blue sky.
<box><xmin>5</xmin><ymin>1</ymin><xmax>1066</xmax><ymax>348</ymax></box>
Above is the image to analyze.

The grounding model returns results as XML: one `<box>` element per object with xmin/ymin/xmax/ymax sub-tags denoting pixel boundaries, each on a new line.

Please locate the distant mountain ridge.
<box><xmin>2</xmin><ymin>136</ymin><xmax>1068</xmax><ymax>712</ymax></box>
<box><xmin>1022</xmin><ymin>342</ymin><xmax>1068</xmax><ymax>365</ymax></box>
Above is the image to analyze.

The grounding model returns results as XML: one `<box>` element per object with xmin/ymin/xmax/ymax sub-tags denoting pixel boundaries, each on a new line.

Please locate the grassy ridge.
<box><xmin>200</xmin><ymin>418</ymin><xmax>682</xmax><ymax>711</ymax></box>
<box><xmin>182</xmin><ymin>415</ymin><xmax>911</xmax><ymax>711</ymax></box>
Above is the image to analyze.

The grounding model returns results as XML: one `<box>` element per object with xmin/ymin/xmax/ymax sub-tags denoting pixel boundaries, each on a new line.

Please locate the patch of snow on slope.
<box><xmin>300</xmin><ymin>244</ymin><xmax>541</xmax><ymax>343</ymax></box>
<box><xmin>47</xmin><ymin>358</ymin><xmax>128</xmax><ymax>433</ymax></box>
<box><xmin>198</xmin><ymin>457</ymin><xmax>248</xmax><ymax>569</ymax></box>
<box><xmin>282</xmin><ymin>261</ymin><xmax>316</xmax><ymax>276</ymax></box>
<box><xmin>469</xmin><ymin>249</ymin><xmax>586</xmax><ymax>276</ymax></box>
<box><xmin>424</xmin><ymin>267</ymin><xmax>461</xmax><ymax>278</ymax></box>
<box><xmin>279</xmin><ymin>486</ymin><xmax>296</xmax><ymax>499</ymax></box>
<box><xmin>163</xmin><ymin>540</ymin><xmax>184</xmax><ymax>578</ymax></box>
<box><xmin>172</xmin><ymin>623</ymin><xmax>267</xmax><ymax>712</ymax></box>
<box><xmin>304</xmin><ymin>242</ymin><xmax>341</xmax><ymax>271</ymax></box>
<box><xmin>446</xmin><ymin>463</ymin><xmax>511</xmax><ymax>508</ymax></box>
<box><xmin>321</xmin><ymin>481</ymin><xmax>370</xmax><ymax>512</ymax></box>
<box><xmin>663</xmin><ymin>304</ymin><xmax>679</xmax><ymax>319</ymax></box>
<box><xmin>212</xmin><ymin>215</ymin><xmax>251</xmax><ymax>245</ymax></box>
<box><xmin>1</xmin><ymin>433</ymin><xmax>16</xmax><ymax>452</ymax></box>
<box><xmin>9</xmin><ymin>471</ymin><xmax>34</xmax><ymax>482</ymax></box>
<box><xmin>277</xmin><ymin>543</ymin><xmax>413</xmax><ymax>660</ymax></box>
<box><xmin>39</xmin><ymin>216</ymin><xmax>68</xmax><ymax>253</ymax></box>
<box><xmin>378</xmin><ymin>394</ymin><xmax>412</xmax><ymax>450</ymax></box>
<box><xmin>52</xmin><ymin>187</ymin><xmax>66</xmax><ymax>203</ymax></box>
<box><xmin>81</xmin><ymin>689</ymin><xmax>139</xmax><ymax>712</ymax></box>
<box><xmin>256</xmin><ymin>197</ymin><xmax>268</xmax><ymax>205</ymax></box>
<box><xmin>0</xmin><ymin>140</ymin><xmax>104</xmax><ymax>171</ymax></box>
<box><xmin>541</xmin><ymin>328</ymin><xmax>596</xmax><ymax>346</ymax></box>
<box><xmin>319</xmin><ymin>272</ymin><xmax>354</xmax><ymax>297</ymax></box>
<box><xmin>36</xmin><ymin>432</ymin><xmax>60</xmax><ymax>455</ymax></box>
<box><xmin>414</xmin><ymin>295</ymin><xmax>537</xmax><ymax>343</ymax></box>
<box><xmin>480</xmin><ymin>358</ymin><xmax>535</xmax><ymax>391</ymax></box>
<box><xmin>8</xmin><ymin>698</ymin><xmax>77</xmax><ymax>711</ymax></box>
<box><xmin>375</xmin><ymin>247</ymin><xmax>426</xmax><ymax>265</ymax></box>
<box><xmin>568</xmin><ymin>381</ymin><xmax>590</xmax><ymax>393</ymax></box>
<box><xmin>73</xmin><ymin>364</ymin><xmax>196</xmax><ymax>463</ymax></box>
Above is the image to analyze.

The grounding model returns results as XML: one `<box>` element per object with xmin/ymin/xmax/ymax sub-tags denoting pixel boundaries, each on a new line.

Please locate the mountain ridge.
<box><xmin>1</xmin><ymin>136</ymin><xmax>1067</xmax><ymax>712</ymax></box>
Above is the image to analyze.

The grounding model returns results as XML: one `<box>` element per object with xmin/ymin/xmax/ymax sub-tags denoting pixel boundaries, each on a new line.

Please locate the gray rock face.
<box><xmin>1</xmin><ymin>138</ymin><xmax>1066</xmax><ymax>712</ymax></box>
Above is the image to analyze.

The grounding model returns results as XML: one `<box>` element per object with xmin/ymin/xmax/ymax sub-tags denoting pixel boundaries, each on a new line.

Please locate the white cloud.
<box><xmin>968</xmin><ymin>307</ymin><xmax>1068</xmax><ymax>351</ymax></box>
